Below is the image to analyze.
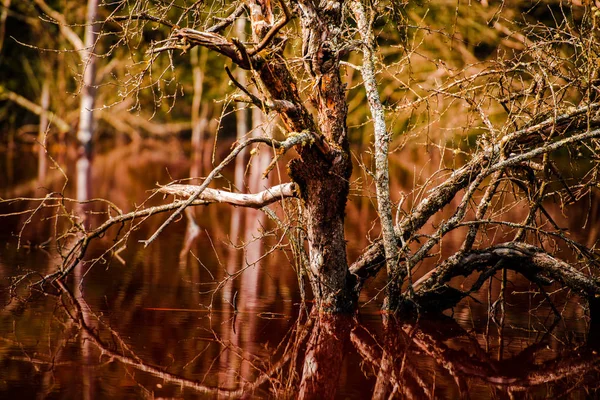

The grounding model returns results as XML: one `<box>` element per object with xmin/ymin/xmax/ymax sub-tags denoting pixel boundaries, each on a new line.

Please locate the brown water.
<box><xmin>2</xmin><ymin>139</ymin><xmax>600</xmax><ymax>399</ymax></box>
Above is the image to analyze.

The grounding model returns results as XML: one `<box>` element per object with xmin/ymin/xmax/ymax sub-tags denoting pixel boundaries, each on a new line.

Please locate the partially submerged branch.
<box><xmin>351</xmin><ymin>108</ymin><xmax>600</xmax><ymax>288</ymax></box>
<box><xmin>412</xmin><ymin>242</ymin><xmax>600</xmax><ymax>312</ymax></box>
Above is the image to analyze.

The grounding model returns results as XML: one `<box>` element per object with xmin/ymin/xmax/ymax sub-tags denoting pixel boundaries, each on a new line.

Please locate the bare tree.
<box><xmin>5</xmin><ymin>0</ymin><xmax>600</xmax><ymax>317</ymax></box>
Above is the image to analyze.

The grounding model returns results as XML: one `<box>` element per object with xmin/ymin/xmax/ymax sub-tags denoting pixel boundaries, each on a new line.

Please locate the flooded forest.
<box><xmin>2</xmin><ymin>0</ymin><xmax>600</xmax><ymax>398</ymax></box>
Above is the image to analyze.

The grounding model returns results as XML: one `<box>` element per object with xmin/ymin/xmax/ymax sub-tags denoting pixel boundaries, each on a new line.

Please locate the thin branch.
<box><xmin>111</xmin><ymin>12</ymin><xmax>175</xmax><ymax>28</ymax></box>
<box><xmin>206</xmin><ymin>3</ymin><xmax>247</xmax><ymax>34</ymax></box>
<box><xmin>33</xmin><ymin>0</ymin><xmax>84</xmax><ymax>53</ymax></box>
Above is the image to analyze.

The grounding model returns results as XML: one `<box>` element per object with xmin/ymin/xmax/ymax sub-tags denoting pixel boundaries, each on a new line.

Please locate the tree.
<box><xmin>6</xmin><ymin>0</ymin><xmax>600</xmax><ymax>315</ymax></box>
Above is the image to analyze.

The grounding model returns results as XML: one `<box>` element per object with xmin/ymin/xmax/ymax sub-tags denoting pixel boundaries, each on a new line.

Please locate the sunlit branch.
<box><xmin>141</xmin><ymin>131</ymin><xmax>314</xmax><ymax>247</ymax></box>
<box><xmin>157</xmin><ymin>182</ymin><xmax>297</xmax><ymax>208</ymax></box>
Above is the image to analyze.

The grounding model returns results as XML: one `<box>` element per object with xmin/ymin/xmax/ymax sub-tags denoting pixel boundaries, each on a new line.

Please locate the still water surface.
<box><xmin>1</xmin><ymin>140</ymin><xmax>600</xmax><ymax>398</ymax></box>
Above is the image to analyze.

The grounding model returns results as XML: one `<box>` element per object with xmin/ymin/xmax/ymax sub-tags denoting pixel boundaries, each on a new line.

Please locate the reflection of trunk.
<box><xmin>240</xmin><ymin>111</ymin><xmax>270</xmax><ymax>310</ymax></box>
<box><xmin>75</xmin><ymin>262</ymin><xmax>95</xmax><ymax>400</ymax></box>
<box><xmin>238</xmin><ymin>112</ymin><xmax>271</xmax><ymax>380</ymax></box>
<box><xmin>37</xmin><ymin>81</ymin><xmax>49</xmax><ymax>184</ymax></box>
<box><xmin>191</xmin><ymin>46</ymin><xmax>208</xmax><ymax>171</ymax></box>
<box><xmin>298</xmin><ymin>312</ymin><xmax>351</xmax><ymax>400</ymax></box>
<box><xmin>179</xmin><ymin>47</ymin><xmax>205</xmax><ymax>269</ymax></box>
<box><xmin>179</xmin><ymin>208</ymin><xmax>200</xmax><ymax>268</ymax></box>
<box><xmin>74</xmin><ymin>151</ymin><xmax>94</xmax><ymax>400</ymax></box>
<box><xmin>76</xmin><ymin>0</ymin><xmax>99</xmax><ymax>153</ymax></box>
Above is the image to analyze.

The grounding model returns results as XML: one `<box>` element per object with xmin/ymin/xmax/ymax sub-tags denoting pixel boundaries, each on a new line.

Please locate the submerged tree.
<box><xmin>6</xmin><ymin>0</ymin><xmax>600</xmax><ymax>315</ymax></box>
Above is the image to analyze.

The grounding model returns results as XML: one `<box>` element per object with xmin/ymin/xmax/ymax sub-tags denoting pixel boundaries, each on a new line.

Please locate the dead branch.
<box><xmin>157</xmin><ymin>182</ymin><xmax>297</xmax><ymax>208</ymax></box>
<box><xmin>350</xmin><ymin>111</ymin><xmax>600</xmax><ymax>289</ymax></box>
<box><xmin>141</xmin><ymin>130</ymin><xmax>314</xmax><ymax>248</ymax></box>
<box><xmin>412</xmin><ymin>242</ymin><xmax>600</xmax><ymax>312</ymax></box>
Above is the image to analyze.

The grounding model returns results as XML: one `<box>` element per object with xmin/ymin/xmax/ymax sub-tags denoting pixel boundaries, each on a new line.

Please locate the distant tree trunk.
<box><xmin>37</xmin><ymin>81</ymin><xmax>49</xmax><ymax>184</ymax></box>
<box><xmin>229</xmin><ymin>16</ymin><xmax>249</xmax><ymax>250</ymax></box>
<box><xmin>190</xmin><ymin>46</ymin><xmax>206</xmax><ymax>169</ymax></box>
<box><xmin>0</xmin><ymin>0</ymin><xmax>10</xmax><ymax>54</ymax></box>
<box><xmin>76</xmin><ymin>0</ymin><xmax>99</xmax><ymax>154</ymax></box>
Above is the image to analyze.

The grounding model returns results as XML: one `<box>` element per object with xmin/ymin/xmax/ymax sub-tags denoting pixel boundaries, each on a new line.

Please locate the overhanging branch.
<box><xmin>157</xmin><ymin>182</ymin><xmax>297</xmax><ymax>208</ymax></box>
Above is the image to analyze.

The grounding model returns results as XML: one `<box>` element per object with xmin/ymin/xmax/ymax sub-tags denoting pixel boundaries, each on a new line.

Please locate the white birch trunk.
<box><xmin>76</xmin><ymin>0</ymin><xmax>99</xmax><ymax>151</ymax></box>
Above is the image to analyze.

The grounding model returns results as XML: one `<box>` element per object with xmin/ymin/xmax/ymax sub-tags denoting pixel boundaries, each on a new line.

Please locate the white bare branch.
<box><xmin>157</xmin><ymin>182</ymin><xmax>297</xmax><ymax>208</ymax></box>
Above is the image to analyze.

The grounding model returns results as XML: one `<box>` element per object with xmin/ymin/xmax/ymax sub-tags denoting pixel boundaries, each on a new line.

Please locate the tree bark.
<box><xmin>352</xmin><ymin>0</ymin><xmax>401</xmax><ymax>310</ymax></box>
<box><xmin>245</xmin><ymin>0</ymin><xmax>355</xmax><ymax>312</ymax></box>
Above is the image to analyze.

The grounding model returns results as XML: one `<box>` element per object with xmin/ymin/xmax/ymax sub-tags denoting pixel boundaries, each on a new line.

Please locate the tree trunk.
<box><xmin>246</xmin><ymin>0</ymin><xmax>355</xmax><ymax>312</ymax></box>
<box><xmin>352</xmin><ymin>0</ymin><xmax>401</xmax><ymax>310</ymax></box>
<box><xmin>76</xmin><ymin>0</ymin><xmax>99</xmax><ymax>154</ymax></box>
<box><xmin>37</xmin><ymin>81</ymin><xmax>49</xmax><ymax>184</ymax></box>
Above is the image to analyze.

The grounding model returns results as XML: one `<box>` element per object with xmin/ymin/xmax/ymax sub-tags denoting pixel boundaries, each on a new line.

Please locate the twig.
<box><xmin>247</xmin><ymin>0</ymin><xmax>292</xmax><ymax>56</ymax></box>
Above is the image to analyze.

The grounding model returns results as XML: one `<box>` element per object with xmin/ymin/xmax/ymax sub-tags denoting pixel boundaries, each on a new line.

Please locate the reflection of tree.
<box><xmin>298</xmin><ymin>313</ymin><xmax>351</xmax><ymax>399</ymax></box>
<box><xmin>353</xmin><ymin>317</ymin><xmax>600</xmax><ymax>398</ymax></box>
<box><xmin>6</xmin><ymin>284</ymin><xmax>600</xmax><ymax>399</ymax></box>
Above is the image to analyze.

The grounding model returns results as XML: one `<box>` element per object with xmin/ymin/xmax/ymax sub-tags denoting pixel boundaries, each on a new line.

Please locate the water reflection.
<box><xmin>3</xmin><ymin>282</ymin><xmax>600</xmax><ymax>399</ymax></box>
